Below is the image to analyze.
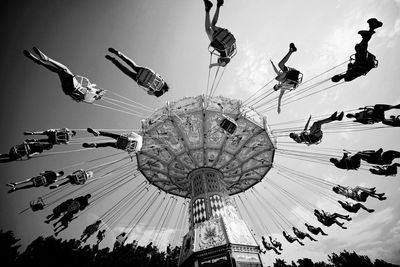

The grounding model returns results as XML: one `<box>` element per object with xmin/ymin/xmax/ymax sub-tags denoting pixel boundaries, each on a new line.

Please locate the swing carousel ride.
<box><xmin>1</xmin><ymin>1</ymin><xmax>399</xmax><ymax>267</ymax></box>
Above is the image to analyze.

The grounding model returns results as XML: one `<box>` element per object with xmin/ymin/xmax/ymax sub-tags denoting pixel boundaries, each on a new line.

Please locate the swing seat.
<box><xmin>30</xmin><ymin>197</ymin><xmax>45</xmax><ymax>211</ymax></box>
<box><xmin>53</xmin><ymin>129</ymin><xmax>70</xmax><ymax>144</ymax></box>
<box><xmin>32</xmin><ymin>175</ymin><xmax>47</xmax><ymax>187</ymax></box>
<box><xmin>12</xmin><ymin>143</ymin><xmax>31</xmax><ymax>160</ymax></box>
<box><xmin>284</xmin><ymin>68</ymin><xmax>303</xmax><ymax>89</ymax></box>
<box><xmin>67</xmin><ymin>200</ymin><xmax>81</xmax><ymax>213</ymax></box>
<box><xmin>137</xmin><ymin>68</ymin><xmax>165</xmax><ymax>92</ymax></box>
<box><xmin>219</xmin><ymin>117</ymin><xmax>237</xmax><ymax>135</ymax></box>
<box><xmin>71</xmin><ymin>170</ymin><xmax>89</xmax><ymax>185</ymax></box>
<box><xmin>209</xmin><ymin>28</ymin><xmax>237</xmax><ymax>59</ymax></box>
<box><xmin>349</xmin><ymin>52</ymin><xmax>378</xmax><ymax>75</ymax></box>
<box><xmin>70</xmin><ymin>87</ymin><xmax>106</xmax><ymax>104</ymax></box>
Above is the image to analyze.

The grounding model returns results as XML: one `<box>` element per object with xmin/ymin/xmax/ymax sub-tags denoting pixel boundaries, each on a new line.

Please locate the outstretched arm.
<box><xmin>270</xmin><ymin>60</ymin><xmax>280</xmax><ymax>75</ymax></box>
<box><xmin>277</xmin><ymin>89</ymin><xmax>286</xmax><ymax>114</ymax></box>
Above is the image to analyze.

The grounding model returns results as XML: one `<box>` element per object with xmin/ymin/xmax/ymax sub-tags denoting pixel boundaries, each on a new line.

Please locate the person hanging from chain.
<box><xmin>53</xmin><ymin>194</ymin><xmax>92</xmax><ymax>236</ymax></box>
<box><xmin>45</xmin><ymin>194</ymin><xmax>91</xmax><ymax>224</ymax></box>
<box><xmin>49</xmin><ymin>169</ymin><xmax>93</xmax><ymax>189</ymax></box>
<box><xmin>331</xmin><ymin>18</ymin><xmax>383</xmax><ymax>83</ymax></box>
<box><xmin>24</xmin><ymin>47</ymin><xmax>105</xmax><ymax>103</ymax></box>
<box><xmin>346</xmin><ymin>104</ymin><xmax>400</xmax><ymax>124</ymax></box>
<box><xmin>369</xmin><ymin>163</ymin><xmax>400</xmax><ymax>176</ymax></box>
<box><xmin>313</xmin><ymin>209</ymin><xmax>351</xmax><ymax>229</ymax></box>
<box><xmin>96</xmin><ymin>229</ymin><xmax>106</xmax><ymax>245</ymax></box>
<box><xmin>83</xmin><ymin>128</ymin><xmax>143</xmax><ymax>154</ymax></box>
<box><xmin>270</xmin><ymin>43</ymin><xmax>302</xmax><ymax>114</ymax></box>
<box><xmin>0</xmin><ymin>142</ymin><xmax>53</xmax><ymax>163</ymax></box>
<box><xmin>358</xmin><ymin>148</ymin><xmax>400</xmax><ymax>165</ymax></box>
<box><xmin>6</xmin><ymin>170</ymin><xmax>64</xmax><ymax>193</ymax></box>
<box><xmin>282</xmin><ymin>231</ymin><xmax>304</xmax><ymax>246</ymax></box>
<box><xmin>289</xmin><ymin>111</ymin><xmax>344</xmax><ymax>145</ymax></box>
<box><xmin>292</xmin><ymin>226</ymin><xmax>317</xmax><ymax>241</ymax></box>
<box><xmin>304</xmin><ymin>223</ymin><xmax>328</xmax><ymax>236</ymax></box>
<box><xmin>261</xmin><ymin>236</ymin><xmax>281</xmax><ymax>254</ymax></box>
<box><xmin>113</xmin><ymin>232</ymin><xmax>128</xmax><ymax>250</ymax></box>
<box><xmin>80</xmin><ymin>220</ymin><xmax>102</xmax><ymax>243</ymax></box>
<box><xmin>338</xmin><ymin>200</ymin><xmax>375</xmax><ymax>213</ymax></box>
<box><xmin>332</xmin><ymin>185</ymin><xmax>386</xmax><ymax>202</ymax></box>
<box><xmin>106</xmin><ymin>48</ymin><xmax>169</xmax><ymax>97</ymax></box>
<box><xmin>329</xmin><ymin>152</ymin><xmax>362</xmax><ymax>170</ymax></box>
<box><xmin>24</xmin><ymin>128</ymin><xmax>76</xmax><ymax>145</ymax></box>
<box><xmin>269</xmin><ymin>235</ymin><xmax>283</xmax><ymax>251</ymax></box>
<box><xmin>204</xmin><ymin>0</ymin><xmax>236</xmax><ymax>68</ymax></box>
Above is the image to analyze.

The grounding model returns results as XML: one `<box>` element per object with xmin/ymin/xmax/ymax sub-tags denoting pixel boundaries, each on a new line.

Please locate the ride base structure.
<box><xmin>138</xmin><ymin>95</ymin><xmax>276</xmax><ymax>267</ymax></box>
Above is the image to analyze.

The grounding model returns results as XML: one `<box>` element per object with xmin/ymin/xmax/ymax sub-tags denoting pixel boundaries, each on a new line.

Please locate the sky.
<box><xmin>0</xmin><ymin>0</ymin><xmax>399</xmax><ymax>266</ymax></box>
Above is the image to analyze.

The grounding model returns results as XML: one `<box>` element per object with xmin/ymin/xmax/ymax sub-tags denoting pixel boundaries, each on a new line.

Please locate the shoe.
<box><xmin>6</xmin><ymin>183</ymin><xmax>15</xmax><ymax>187</ymax></box>
<box><xmin>358</xmin><ymin>30</ymin><xmax>374</xmax><ymax>38</ymax></box>
<box><xmin>33</xmin><ymin>47</ymin><xmax>48</xmax><ymax>61</ymax></box>
<box><xmin>83</xmin><ymin>143</ymin><xmax>96</xmax><ymax>148</ymax></box>
<box><xmin>330</xmin><ymin>111</ymin><xmax>338</xmax><ymax>120</ymax></box>
<box><xmin>289</xmin><ymin>43</ymin><xmax>297</xmax><ymax>52</ymax></box>
<box><xmin>217</xmin><ymin>0</ymin><xmax>224</xmax><ymax>7</ymax></box>
<box><xmin>108</xmin><ymin>47</ymin><xmax>121</xmax><ymax>56</ymax></box>
<box><xmin>367</xmin><ymin>18</ymin><xmax>383</xmax><ymax>30</ymax></box>
<box><xmin>331</xmin><ymin>75</ymin><xmax>342</xmax><ymax>83</ymax></box>
<box><xmin>336</xmin><ymin>111</ymin><xmax>344</xmax><ymax>121</ymax></box>
<box><xmin>23</xmin><ymin>131</ymin><xmax>33</xmax><ymax>135</ymax></box>
<box><xmin>380</xmin><ymin>197</ymin><xmax>387</xmax><ymax>201</ymax></box>
<box><xmin>368</xmin><ymin>209</ymin><xmax>375</xmax><ymax>213</ymax></box>
<box><xmin>87</xmin><ymin>128</ymin><xmax>100</xmax><ymax>136</ymax></box>
<box><xmin>105</xmin><ymin>55</ymin><xmax>115</xmax><ymax>61</ymax></box>
<box><xmin>204</xmin><ymin>0</ymin><xmax>213</xmax><ymax>12</ymax></box>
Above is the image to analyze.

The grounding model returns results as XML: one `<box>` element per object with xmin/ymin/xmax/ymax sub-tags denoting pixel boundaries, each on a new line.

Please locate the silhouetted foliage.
<box><xmin>0</xmin><ymin>230</ymin><xmax>21</xmax><ymax>266</ymax></box>
<box><xmin>272</xmin><ymin>250</ymin><xmax>400</xmax><ymax>267</ymax></box>
<box><xmin>1</xmin><ymin>230</ymin><xmax>398</xmax><ymax>267</ymax></box>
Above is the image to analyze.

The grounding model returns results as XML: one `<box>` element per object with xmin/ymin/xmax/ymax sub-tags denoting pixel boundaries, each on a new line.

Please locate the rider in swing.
<box><xmin>270</xmin><ymin>43</ymin><xmax>301</xmax><ymax>114</ymax></box>
<box><xmin>83</xmin><ymin>128</ymin><xmax>143</xmax><ymax>154</ymax></box>
<box><xmin>106</xmin><ymin>48</ymin><xmax>169</xmax><ymax>97</ymax></box>
<box><xmin>204</xmin><ymin>0</ymin><xmax>235</xmax><ymax>68</ymax></box>
<box><xmin>24</xmin><ymin>47</ymin><xmax>105</xmax><ymax>103</ymax></box>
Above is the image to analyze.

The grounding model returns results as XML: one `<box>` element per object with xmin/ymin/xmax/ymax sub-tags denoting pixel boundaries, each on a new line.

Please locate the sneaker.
<box><xmin>289</xmin><ymin>43</ymin><xmax>297</xmax><ymax>52</ymax></box>
<box><xmin>83</xmin><ymin>143</ymin><xmax>96</xmax><ymax>148</ymax></box>
<box><xmin>367</xmin><ymin>18</ymin><xmax>383</xmax><ymax>30</ymax></box>
<box><xmin>87</xmin><ymin>128</ymin><xmax>100</xmax><ymax>136</ymax></box>
<box><xmin>33</xmin><ymin>47</ymin><xmax>48</xmax><ymax>61</ymax></box>
<box><xmin>217</xmin><ymin>0</ymin><xmax>224</xmax><ymax>7</ymax></box>
<box><xmin>336</xmin><ymin>111</ymin><xmax>344</xmax><ymax>121</ymax></box>
<box><xmin>108</xmin><ymin>47</ymin><xmax>121</xmax><ymax>56</ymax></box>
<box><xmin>331</xmin><ymin>75</ymin><xmax>342</xmax><ymax>83</ymax></box>
<box><xmin>204</xmin><ymin>0</ymin><xmax>213</xmax><ymax>12</ymax></box>
<box><xmin>105</xmin><ymin>55</ymin><xmax>115</xmax><ymax>61</ymax></box>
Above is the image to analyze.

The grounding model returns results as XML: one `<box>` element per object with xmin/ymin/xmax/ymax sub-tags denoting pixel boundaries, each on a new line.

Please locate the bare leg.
<box><xmin>204</xmin><ymin>2</ymin><xmax>213</xmax><ymax>42</ymax></box>
<box><xmin>35</xmin><ymin>49</ymin><xmax>73</xmax><ymax>75</ymax></box>
<box><xmin>108</xmin><ymin>48</ymin><xmax>141</xmax><ymax>72</ymax></box>
<box><xmin>336</xmin><ymin>221</ymin><xmax>347</xmax><ymax>229</ymax></box>
<box><xmin>278</xmin><ymin>49</ymin><xmax>294</xmax><ymax>72</ymax></box>
<box><xmin>24</xmin><ymin>131</ymin><xmax>46</xmax><ymax>135</ymax></box>
<box><xmin>93</xmin><ymin>142</ymin><xmax>118</xmax><ymax>148</ymax></box>
<box><xmin>211</xmin><ymin>5</ymin><xmax>220</xmax><ymax>29</ymax></box>
<box><xmin>355</xmin><ymin>203</ymin><xmax>375</xmax><ymax>213</ymax></box>
<box><xmin>106</xmin><ymin>56</ymin><xmax>137</xmax><ymax>80</ymax></box>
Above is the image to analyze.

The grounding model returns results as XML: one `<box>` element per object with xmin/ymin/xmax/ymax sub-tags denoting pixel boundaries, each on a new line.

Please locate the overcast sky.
<box><xmin>0</xmin><ymin>0</ymin><xmax>399</xmax><ymax>266</ymax></box>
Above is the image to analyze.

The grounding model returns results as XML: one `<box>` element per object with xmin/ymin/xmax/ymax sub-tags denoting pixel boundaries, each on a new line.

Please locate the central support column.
<box><xmin>178</xmin><ymin>168</ymin><xmax>263</xmax><ymax>267</ymax></box>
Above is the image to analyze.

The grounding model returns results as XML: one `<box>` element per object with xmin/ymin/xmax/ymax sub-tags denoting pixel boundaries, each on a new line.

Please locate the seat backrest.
<box><xmin>219</xmin><ymin>118</ymin><xmax>237</xmax><ymax>134</ymax></box>
<box><xmin>137</xmin><ymin>68</ymin><xmax>164</xmax><ymax>92</ymax></box>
